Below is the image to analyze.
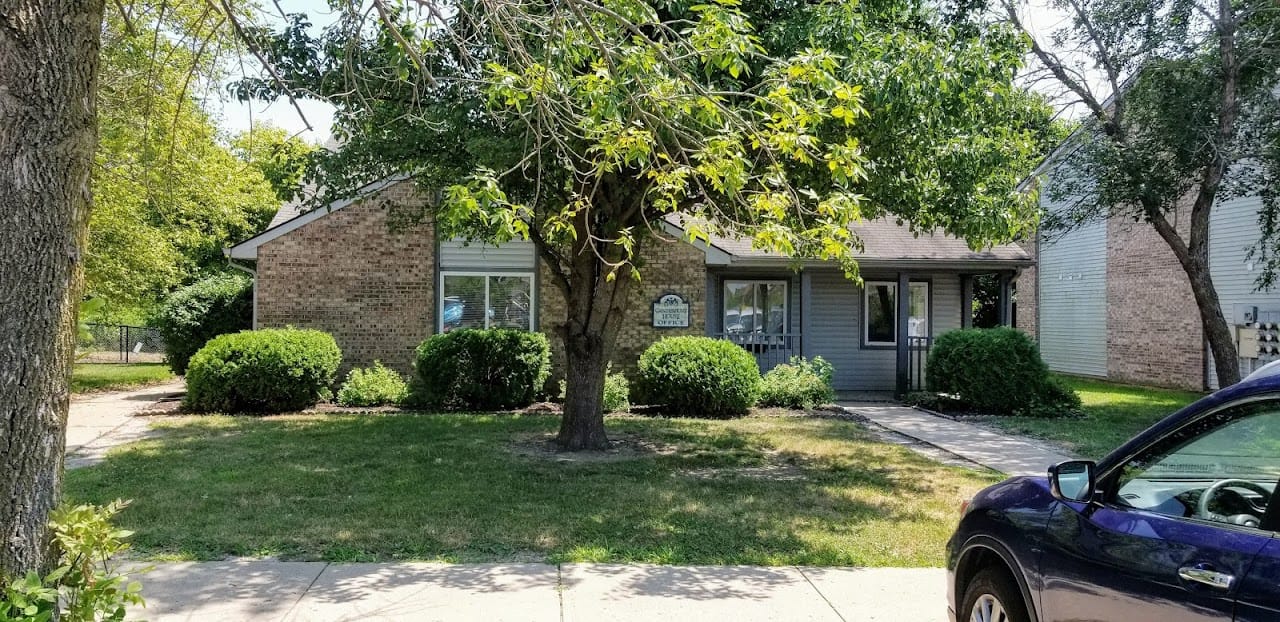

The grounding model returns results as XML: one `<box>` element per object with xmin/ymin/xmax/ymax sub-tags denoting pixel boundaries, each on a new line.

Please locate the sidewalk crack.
<box><xmin>284</xmin><ymin>562</ymin><xmax>329</xmax><ymax>619</ymax></box>
<box><xmin>796</xmin><ymin>566</ymin><xmax>846</xmax><ymax>622</ymax></box>
<box><xmin>557</xmin><ymin>563</ymin><xmax>565</xmax><ymax>622</ymax></box>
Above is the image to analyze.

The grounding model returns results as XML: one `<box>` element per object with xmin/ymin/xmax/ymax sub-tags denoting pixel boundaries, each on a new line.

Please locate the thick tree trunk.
<box><xmin>0</xmin><ymin>0</ymin><xmax>104</xmax><ymax>577</ymax></box>
<box><xmin>558</xmin><ymin>331</ymin><xmax>611</xmax><ymax>450</ymax></box>
<box><xmin>552</xmin><ymin>193</ymin><xmax>636</xmax><ymax>450</ymax></box>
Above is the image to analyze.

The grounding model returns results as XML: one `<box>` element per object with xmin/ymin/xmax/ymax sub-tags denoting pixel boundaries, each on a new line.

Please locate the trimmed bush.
<box><xmin>638</xmin><ymin>336</ymin><xmax>760</xmax><ymax>418</ymax></box>
<box><xmin>184</xmin><ymin>328</ymin><xmax>342</xmax><ymax>413</ymax></box>
<box><xmin>758</xmin><ymin>356</ymin><xmax>835</xmax><ymax>409</ymax></box>
<box><xmin>338</xmin><ymin>361</ymin><xmax>409</xmax><ymax>407</ymax></box>
<box><xmin>926</xmin><ymin>327</ymin><xmax>1081</xmax><ymax>416</ymax></box>
<box><xmin>150</xmin><ymin>273</ymin><xmax>253</xmax><ymax>374</ymax></box>
<box><xmin>414</xmin><ymin>329</ymin><xmax>551</xmax><ymax>410</ymax></box>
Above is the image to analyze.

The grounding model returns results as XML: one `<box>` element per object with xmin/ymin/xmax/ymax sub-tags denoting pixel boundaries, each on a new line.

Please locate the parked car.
<box><xmin>947</xmin><ymin>361</ymin><xmax>1280</xmax><ymax>622</ymax></box>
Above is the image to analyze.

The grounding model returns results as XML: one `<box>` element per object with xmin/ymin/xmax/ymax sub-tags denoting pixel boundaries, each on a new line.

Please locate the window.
<box><xmin>1112</xmin><ymin>400</ymin><xmax>1280</xmax><ymax>527</ymax></box>
<box><xmin>440</xmin><ymin>273</ymin><xmax>533</xmax><ymax>332</ymax></box>
<box><xmin>864</xmin><ymin>281</ymin><xmax>929</xmax><ymax>346</ymax></box>
<box><xmin>723</xmin><ymin>280</ymin><xmax>787</xmax><ymax>334</ymax></box>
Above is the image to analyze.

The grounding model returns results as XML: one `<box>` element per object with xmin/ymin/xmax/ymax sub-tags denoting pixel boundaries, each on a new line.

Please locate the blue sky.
<box><xmin>214</xmin><ymin>0</ymin><xmax>1076</xmax><ymax>144</ymax></box>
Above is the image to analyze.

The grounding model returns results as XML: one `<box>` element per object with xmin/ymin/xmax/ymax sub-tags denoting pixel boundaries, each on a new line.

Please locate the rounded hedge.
<box><xmin>414</xmin><ymin>329</ymin><xmax>551</xmax><ymax>410</ymax></box>
<box><xmin>926</xmin><ymin>327</ymin><xmax>1080</xmax><ymax>416</ymax></box>
<box><xmin>184</xmin><ymin>328</ymin><xmax>342</xmax><ymax>413</ymax></box>
<box><xmin>150</xmin><ymin>273</ymin><xmax>253</xmax><ymax>374</ymax></box>
<box><xmin>638</xmin><ymin>336</ymin><xmax>760</xmax><ymax>418</ymax></box>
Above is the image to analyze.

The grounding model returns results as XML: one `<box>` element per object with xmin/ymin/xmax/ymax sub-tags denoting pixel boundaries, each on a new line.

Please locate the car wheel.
<box><xmin>961</xmin><ymin>567</ymin><xmax>1029</xmax><ymax>622</ymax></box>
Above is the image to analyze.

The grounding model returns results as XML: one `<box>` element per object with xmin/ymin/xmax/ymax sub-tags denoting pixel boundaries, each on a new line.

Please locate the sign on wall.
<box><xmin>652</xmin><ymin>293</ymin><xmax>690</xmax><ymax>328</ymax></box>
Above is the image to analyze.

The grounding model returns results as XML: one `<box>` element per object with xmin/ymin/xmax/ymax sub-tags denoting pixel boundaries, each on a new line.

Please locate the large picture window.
<box><xmin>864</xmin><ymin>281</ymin><xmax>929</xmax><ymax>346</ymax></box>
<box><xmin>723</xmin><ymin>280</ymin><xmax>787</xmax><ymax>334</ymax></box>
<box><xmin>440</xmin><ymin>273</ymin><xmax>533</xmax><ymax>332</ymax></box>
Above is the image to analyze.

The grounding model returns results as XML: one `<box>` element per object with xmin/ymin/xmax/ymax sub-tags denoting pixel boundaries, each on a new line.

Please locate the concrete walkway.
<box><xmin>842</xmin><ymin>404</ymin><xmax>1075</xmax><ymax>477</ymax></box>
<box><xmin>67</xmin><ymin>380</ymin><xmax>184</xmax><ymax>469</ymax></box>
<box><xmin>124</xmin><ymin>561</ymin><xmax>946</xmax><ymax>621</ymax></box>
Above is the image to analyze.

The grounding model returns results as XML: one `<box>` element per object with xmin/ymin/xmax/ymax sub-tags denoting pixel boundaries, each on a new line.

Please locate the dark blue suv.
<box><xmin>947</xmin><ymin>363</ymin><xmax>1280</xmax><ymax>622</ymax></box>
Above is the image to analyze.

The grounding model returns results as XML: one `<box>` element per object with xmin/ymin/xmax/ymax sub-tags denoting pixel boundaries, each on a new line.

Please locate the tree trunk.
<box><xmin>1185</xmin><ymin>258</ymin><xmax>1242</xmax><ymax>387</ymax></box>
<box><xmin>0</xmin><ymin>0</ymin><xmax>104</xmax><ymax>577</ymax></box>
<box><xmin>553</xmin><ymin>198</ymin><xmax>636</xmax><ymax>450</ymax></box>
<box><xmin>558</xmin><ymin>331</ymin><xmax>611</xmax><ymax>450</ymax></box>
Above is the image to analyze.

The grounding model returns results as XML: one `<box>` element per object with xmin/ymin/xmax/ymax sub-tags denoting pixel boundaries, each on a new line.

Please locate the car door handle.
<box><xmin>1178</xmin><ymin>564</ymin><xmax>1236</xmax><ymax>590</ymax></box>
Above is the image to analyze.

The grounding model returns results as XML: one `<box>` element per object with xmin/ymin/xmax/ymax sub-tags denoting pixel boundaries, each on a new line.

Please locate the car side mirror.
<box><xmin>1049</xmin><ymin>460</ymin><xmax>1096</xmax><ymax>502</ymax></box>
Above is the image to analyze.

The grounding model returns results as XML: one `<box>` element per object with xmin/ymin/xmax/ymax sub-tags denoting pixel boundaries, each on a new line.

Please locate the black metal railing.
<box><xmin>79</xmin><ymin>324</ymin><xmax>165</xmax><ymax>363</ymax></box>
<box><xmin>714</xmin><ymin>332</ymin><xmax>802</xmax><ymax>372</ymax></box>
<box><xmin>905</xmin><ymin>335</ymin><xmax>932</xmax><ymax>393</ymax></box>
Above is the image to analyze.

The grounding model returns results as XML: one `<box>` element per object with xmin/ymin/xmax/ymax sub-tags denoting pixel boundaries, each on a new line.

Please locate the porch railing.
<box><xmin>905</xmin><ymin>335</ymin><xmax>933</xmax><ymax>393</ymax></box>
<box><xmin>713</xmin><ymin>332</ymin><xmax>802</xmax><ymax>372</ymax></box>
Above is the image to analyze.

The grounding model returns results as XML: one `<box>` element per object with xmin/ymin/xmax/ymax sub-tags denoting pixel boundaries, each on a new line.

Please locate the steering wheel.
<box><xmin>1196</xmin><ymin>479</ymin><xmax>1271</xmax><ymax>527</ymax></box>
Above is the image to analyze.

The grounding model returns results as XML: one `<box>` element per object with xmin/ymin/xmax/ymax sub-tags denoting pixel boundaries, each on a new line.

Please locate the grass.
<box><xmin>71</xmin><ymin>363</ymin><xmax>174</xmax><ymax>394</ymax></box>
<box><xmin>63</xmin><ymin>413</ymin><xmax>998</xmax><ymax>566</ymax></box>
<box><xmin>973</xmin><ymin>376</ymin><xmax>1203</xmax><ymax>460</ymax></box>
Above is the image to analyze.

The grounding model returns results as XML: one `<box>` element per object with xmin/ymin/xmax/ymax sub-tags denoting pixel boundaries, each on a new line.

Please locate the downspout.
<box><xmin>224</xmin><ymin>250</ymin><xmax>258</xmax><ymax>330</ymax></box>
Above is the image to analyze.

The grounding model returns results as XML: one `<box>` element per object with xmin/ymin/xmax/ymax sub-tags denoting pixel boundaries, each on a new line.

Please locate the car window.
<box><xmin>1112</xmin><ymin>400</ymin><xmax>1280</xmax><ymax>529</ymax></box>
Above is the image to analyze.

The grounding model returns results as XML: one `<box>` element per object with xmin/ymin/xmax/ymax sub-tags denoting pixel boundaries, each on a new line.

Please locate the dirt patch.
<box><xmin>508</xmin><ymin>431</ymin><xmax>679</xmax><ymax>463</ymax></box>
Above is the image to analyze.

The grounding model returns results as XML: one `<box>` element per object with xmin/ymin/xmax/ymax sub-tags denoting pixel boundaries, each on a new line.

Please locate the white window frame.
<box><xmin>723</xmin><ymin>279</ymin><xmax>789</xmax><ymax>335</ymax></box>
<box><xmin>439</xmin><ymin>271</ymin><xmax>536</xmax><ymax>332</ymax></box>
<box><xmin>863</xmin><ymin>281</ymin><xmax>929</xmax><ymax>346</ymax></box>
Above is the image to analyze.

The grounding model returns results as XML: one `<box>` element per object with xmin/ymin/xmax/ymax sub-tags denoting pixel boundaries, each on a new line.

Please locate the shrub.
<box><xmin>1</xmin><ymin>500</ymin><xmax>144</xmax><ymax>622</ymax></box>
<box><xmin>150</xmin><ymin>273</ymin><xmax>253</xmax><ymax>374</ymax></box>
<box><xmin>603</xmin><ymin>368</ymin><xmax>631</xmax><ymax>412</ymax></box>
<box><xmin>414</xmin><ymin>329</ymin><xmax>551</xmax><ymax>410</ymax></box>
<box><xmin>638</xmin><ymin>336</ymin><xmax>760</xmax><ymax>418</ymax></box>
<box><xmin>758</xmin><ymin>356</ymin><xmax>835</xmax><ymax>409</ymax></box>
<box><xmin>337</xmin><ymin>361</ymin><xmax>409</xmax><ymax>407</ymax></box>
<box><xmin>926</xmin><ymin>327</ymin><xmax>1080</xmax><ymax>416</ymax></box>
<box><xmin>184</xmin><ymin>328</ymin><xmax>342</xmax><ymax>413</ymax></box>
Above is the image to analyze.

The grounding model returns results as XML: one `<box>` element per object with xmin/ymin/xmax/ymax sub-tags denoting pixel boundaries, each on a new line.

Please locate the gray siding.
<box><xmin>804</xmin><ymin>270</ymin><xmax>964</xmax><ymax>392</ymax></box>
<box><xmin>1209</xmin><ymin>193</ymin><xmax>1273</xmax><ymax>387</ymax></box>
<box><xmin>1037</xmin><ymin>213</ymin><xmax>1108</xmax><ymax>377</ymax></box>
<box><xmin>439</xmin><ymin>238</ymin><xmax>535</xmax><ymax>270</ymax></box>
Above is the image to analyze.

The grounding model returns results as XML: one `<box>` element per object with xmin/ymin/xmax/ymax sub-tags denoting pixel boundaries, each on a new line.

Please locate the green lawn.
<box><xmin>64</xmin><ymin>413</ymin><xmax>998</xmax><ymax>566</ymax></box>
<box><xmin>71</xmin><ymin>363</ymin><xmax>174</xmax><ymax>394</ymax></box>
<box><xmin>974</xmin><ymin>376</ymin><xmax>1203</xmax><ymax>459</ymax></box>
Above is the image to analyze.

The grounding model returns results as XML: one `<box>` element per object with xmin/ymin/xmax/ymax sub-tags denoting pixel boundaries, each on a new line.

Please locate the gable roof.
<box><xmin>226</xmin><ymin>174</ymin><xmax>411</xmax><ymax>260</ymax></box>
<box><xmin>230</xmin><ymin>176</ymin><xmax>1031</xmax><ymax>269</ymax></box>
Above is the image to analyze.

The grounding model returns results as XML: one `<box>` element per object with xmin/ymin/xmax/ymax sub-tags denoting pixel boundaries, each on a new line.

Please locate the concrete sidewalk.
<box><xmin>842</xmin><ymin>404</ymin><xmax>1075</xmax><ymax>477</ymax></box>
<box><xmin>67</xmin><ymin>380</ymin><xmax>184</xmax><ymax>469</ymax></box>
<box><xmin>124</xmin><ymin>561</ymin><xmax>946</xmax><ymax>621</ymax></box>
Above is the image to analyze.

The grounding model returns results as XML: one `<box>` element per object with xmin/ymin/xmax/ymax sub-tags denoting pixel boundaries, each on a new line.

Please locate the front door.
<box><xmin>1039</xmin><ymin>398</ymin><xmax>1280</xmax><ymax>622</ymax></box>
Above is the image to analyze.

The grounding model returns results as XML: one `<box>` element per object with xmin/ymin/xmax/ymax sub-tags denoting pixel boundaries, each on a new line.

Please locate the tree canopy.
<box><xmin>237</xmin><ymin>0</ymin><xmax>1056</xmax><ymax>447</ymax></box>
<box><xmin>89</xmin><ymin>1</ymin><xmax>279</xmax><ymax>318</ymax></box>
<box><xmin>1005</xmin><ymin>0</ymin><xmax>1280</xmax><ymax>385</ymax></box>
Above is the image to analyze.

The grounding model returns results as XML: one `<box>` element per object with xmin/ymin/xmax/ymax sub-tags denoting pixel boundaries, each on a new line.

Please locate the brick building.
<box><xmin>229</xmin><ymin>177</ymin><xmax>1032</xmax><ymax>395</ymax></box>
<box><xmin>1017</xmin><ymin>171</ymin><xmax>1276</xmax><ymax>391</ymax></box>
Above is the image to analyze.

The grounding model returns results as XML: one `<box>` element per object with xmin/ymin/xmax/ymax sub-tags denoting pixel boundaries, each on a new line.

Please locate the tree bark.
<box><xmin>0</xmin><ymin>0</ymin><xmax>104</xmax><ymax>577</ymax></box>
<box><xmin>553</xmin><ymin>187</ymin><xmax>636</xmax><ymax>451</ymax></box>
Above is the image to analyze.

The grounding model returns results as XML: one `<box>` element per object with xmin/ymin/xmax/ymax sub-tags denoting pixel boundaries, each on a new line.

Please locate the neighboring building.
<box><xmin>1017</xmin><ymin>171</ymin><xmax>1278</xmax><ymax>391</ymax></box>
<box><xmin>227</xmin><ymin>177</ymin><xmax>1031</xmax><ymax>395</ymax></box>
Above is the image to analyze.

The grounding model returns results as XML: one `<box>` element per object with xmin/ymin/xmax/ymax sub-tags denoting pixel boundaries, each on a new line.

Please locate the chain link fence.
<box><xmin>79</xmin><ymin>324</ymin><xmax>166</xmax><ymax>363</ymax></box>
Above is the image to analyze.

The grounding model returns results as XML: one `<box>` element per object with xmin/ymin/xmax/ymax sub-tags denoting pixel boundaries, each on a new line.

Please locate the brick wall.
<box><xmin>1014</xmin><ymin>237</ymin><xmax>1038</xmax><ymax>339</ymax></box>
<box><xmin>539</xmin><ymin>236</ymin><xmax>708</xmax><ymax>386</ymax></box>
<box><xmin>1105</xmin><ymin>200</ymin><xmax>1204</xmax><ymax>390</ymax></box>
<box><xmin>256</xmin><ymin>180</ymin><xmax>434</xmax><ymax>377</ymax></box>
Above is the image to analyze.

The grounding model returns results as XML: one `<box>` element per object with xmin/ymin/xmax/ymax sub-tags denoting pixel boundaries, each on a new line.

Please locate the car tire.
<box><xmin>961</xmin><ymin>566</ymin><xmax>1030</xmax><ymax>622</ymax></box>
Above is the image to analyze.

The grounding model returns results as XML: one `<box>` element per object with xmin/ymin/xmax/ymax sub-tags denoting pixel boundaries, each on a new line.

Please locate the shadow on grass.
<box><xmin>67</xmin><ymin>413</ymin><xmax>989</xmax><ymax>567</ymax></box>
